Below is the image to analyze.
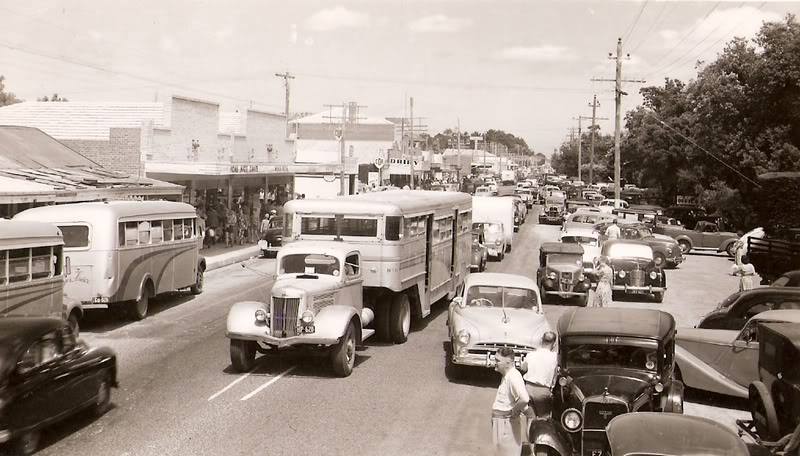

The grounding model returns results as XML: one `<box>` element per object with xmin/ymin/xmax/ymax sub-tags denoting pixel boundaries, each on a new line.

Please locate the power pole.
<box><xmin>576</xmin><ymin>111</ymin><xmax>608</xmax><ymax>184</ymax></box>
<box><xmin>410</xmin><ymin>97</ymin><xmax>415</xmax><ymax>189</ymax></box>
<box><xmin>275</xmin><ymin>71</ymin><xmax>295</xmax><ymax>138</ymax></box>
<box><xmin>325</xmin><ymin>102</ymin><xmax>366</xmax><ymax>196</ymax></box>
<box><xmin>456</xmin><ymin>118</ymin><xmax>461</xmax><ymax>178</ymax></box>
<box><xmin>588</xmin><ymin>95</ymin><xmax>601</xmax><ymax>185</ymax></box>
<box><xmin>592</xmin><ymin>38</ymin><xmax>644</xmax><ymax>201</ymax></box>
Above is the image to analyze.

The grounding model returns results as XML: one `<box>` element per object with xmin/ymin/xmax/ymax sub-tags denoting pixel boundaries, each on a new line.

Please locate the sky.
<box><xmin>0</xmin><ymin>0</ymin><xmax>798</xmax><ymax>156</ymax></box>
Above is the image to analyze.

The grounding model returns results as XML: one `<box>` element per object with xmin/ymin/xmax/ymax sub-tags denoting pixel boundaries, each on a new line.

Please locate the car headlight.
<box><xmin>618</xmin><ymin>270</ymin><xmax>626</xmax><ymax>278</ymax></box>
<box><xmin>561</xmin><ymin>408</ymin><xmax>583</xmax><ymax>432</ymax></box>
<box><xmin>548</xmin><ymin>272</ymin><xmax>557</xmax><ymax>280</ymax></box>
<box><xmin>456</xmin><ymin>329</ymin><xmax>471</xmax><ymax>346</ymax></box>
<box><xmin>666</xmin><ymin>246</ymin><xmax>672</xmax><ymax>254</ymax></box>
<box><xmin>300</xmin><ymin>310</ymin><xmax>314</xmax><ymax>324</ymax></box>
<box><xmin>255</xmin><ymin>309</ymin><xmax>267</xmax><ymax>322</ymax></box>
<box><xmin>495</xmin><ymin>240</ymin><xmax>501</xmax><ymax>246</ymax></box>
<box><xmin>649</xmin><ymin>271</ymin><xmax>658</xmax><ymax>280</ymax></box>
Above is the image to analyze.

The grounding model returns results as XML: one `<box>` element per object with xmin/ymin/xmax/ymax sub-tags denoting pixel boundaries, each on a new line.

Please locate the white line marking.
<box><xmin>239</xmin><ymin>365</ymin><xmax>297</xmax><ymax>401</ymax></box>
<box><xmin>208</xmin><ymin>371</ymin><xmax>253</xmax><ymax>401</ymax></box>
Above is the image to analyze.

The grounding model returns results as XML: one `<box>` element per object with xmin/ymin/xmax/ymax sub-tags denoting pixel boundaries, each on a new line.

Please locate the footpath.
<box><xmin>202</xmin><ymin>243</ymin><xmax>263</xmax><ymax>272</ymax></box>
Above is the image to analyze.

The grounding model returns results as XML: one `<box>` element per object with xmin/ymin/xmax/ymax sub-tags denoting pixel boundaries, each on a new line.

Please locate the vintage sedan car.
<box><xmin>474</xmin><ymin>185</ymin><xmax>496</xmax><ymax>196</ymax></box>
<box><xmin>738</xmin><ymin>323</ymin><xmax>800</xmax><ymax>448</ymax></box>
<box><xmin>697</xmin><ymin>287</ymin><xmax>800</xmax><ymax>330</ymax></box>
<box><xmin>674</xmin><ymin>309</ymin><xmax>800</xmax><ymax>398</ymax></box>
<box><xmin>470</xmin><ymin>229</ymin><xmax>488</xmax><ymax>272</ymax></box>
<box><xmin>656</xmin><ymin>220</ymin><xmax>739</xmax><ymax>256</ymax></box>
<box><xmin>537</xmin><ymin>242</ymin><xmax>591</xmax><ymax>306</ymax></box>
<box><xmin>606</xmin><ymin>413</ymin><xmax>749</xmax><ymax>456</ymax></box>
<box><xmin>258</xmin><ymin>216</ymin><xmax>284</xmax><ymax>258</ymax></box>
<box><xmin>596</xmin><ymin>221</ymin><xmax>684</xmax><ymax>268</ymax></box>
<box><xmin>528</xmin><ymin>308</ymin><xmax>683</xmax><ymax>456</ymax></box>
<box><xmin>561</xmin><ymin>211</ymin><xmax>615</xmax><ymax>233</ymax></box>
<box><xmin>539</xmin><ymin>202</ymin><xmax>565</xmax><ymax>225</ymax></box>
<box><xmin>598</xmin><ymin>198</ymin><xmax>630</xmax><ymax>213</ymax></box>
<box><xmin>0</xmin><ymin>318</ymin><xmax>117</xmax><ymax>455</ymax></box>
<box><xmin>560</xmin><ymin>227</ymin><xmax>601</xmax><ymax>280</ymax></box>
<box><xmin>445</xmin><ymin>273</ymin><xmax>553</xmax><ymax>378</ymax></box>
<box><xmin>602</xmin><ymin>240</ymin><xmax>666</xmax><ymax>302</ymax></box>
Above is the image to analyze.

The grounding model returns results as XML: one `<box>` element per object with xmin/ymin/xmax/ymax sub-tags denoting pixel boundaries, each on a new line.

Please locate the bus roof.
<box><xmin>14</xmin><ymin>200</ymin><xmax>196</xmax><ymax>223</ymax></box>
<box><xmin>0</xmin><ymin>219</ymin><xmax>64</xmax><ymax>247</ymax></box>
<box><xmin>285</xmin><ymin>190</ymin><xmax>471</xmax><ymax>216</ymax></box>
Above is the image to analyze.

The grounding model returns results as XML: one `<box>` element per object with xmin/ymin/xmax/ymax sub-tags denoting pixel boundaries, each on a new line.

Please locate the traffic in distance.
<box><xmin>1</xmin><ymin>169</ymin><xmax>799</xmax><ymax>456</ymax></box>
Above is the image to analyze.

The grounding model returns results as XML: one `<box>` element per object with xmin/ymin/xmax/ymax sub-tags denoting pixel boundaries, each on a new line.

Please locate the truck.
<box><xmin>747</xmin><ymin>229</ymin><xmax>800</xmax><ymax>284</ymax></box>
<box><xmin>472</xmin><ymin>196</ymin><xmax>515</xmax><ymax>253</ymax></box>
<box><xmin>501</xmin><ymin>169</ymin><xmax>516</xmax><ymax>185</ymax></box>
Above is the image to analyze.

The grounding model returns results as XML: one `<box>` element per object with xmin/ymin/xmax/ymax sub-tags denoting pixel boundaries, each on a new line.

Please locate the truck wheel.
<box><xmin>750</xmin><ymin>381</ymin><xmax>780</xmax><ymax>441</ymax></box>
<box><xmin>331</xmin><ymin>322</ymin><xmax>356</xmax><ymax>377</ymax></box>
<box><xmin>678</xmin><ymin>240</ymin><xmax>691</xmax><ymax>254</ymax></box>
<box><xmin>390</xmin><ymin>294</ymin><xmax>411</xmax><ymax>344</ymax></box>
<box><xmin>190</xmin><ymin>267</ymin><xmax>205</xmax><ymax>295</ymax></box>
<box><xmin>373</xmin><ymin>303</ymin><xmax>391</xmax><ymax>341</ymax></box>
<box><xmin>129</xmin><ymin>287</ymin><xmax>151</xmax><ymax>321</ymax></box>
<box><xmin>230</xmin><ymin>339</ymin><xmax>256</xmax><ymax>372</ymax></box>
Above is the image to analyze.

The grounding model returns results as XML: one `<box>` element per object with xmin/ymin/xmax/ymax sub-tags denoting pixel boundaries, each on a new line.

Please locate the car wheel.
<box><xmin>653</xmin><ymin>291</ymin><xmax>664</xmax><ymax>303</ymax></box>
<box><xmin>580</xmin><ymin>293</ymin><xmax>589</xmax><ymax>307</ymax></box>
<box><xmin>190</xmin><ymin>267</ymin><xmax>205</xmax><ymax>295</ymax></box>
<box><xmin>12</xmin><ymin>429</ymin><xmax>41</xmax><ymax>456</ymax></box>
<box><xmin>678</xmin><ymin>240</ymin><xmax>691</xmax><ymax>254</ymax></box>
<box><xmin>261</xmin><ymin>249</ymin><xmax>268</xmax><ymax>258</ymax></box>
<box><xmin>749</xmin><ymin>381</ymin><xmax>780</xmax><ymax>441</ymax></box>
<box><xmin>331</xmin><ymin>322</ymin><xmax>356</xmax><ymax>377</ymax></box>
<box><xmin>129</xmin><ymin>287</ymin><xmax>150</xmax><ymax>321</ymax></box>
<box><xmin>506</xmin><ymin>244</ymin><xmax>512</xmax><ymax>253</ymax></box>
<box><xmin>389</xmin><ymin>294</ymin><xmax>411</xmax><ymax>344</ymax></box>
<box><xmin>94</xmin><ymin>371</ymin><xmax>112</xmax><ymax>416</ymax></box>
<box><xmin>230</xmin><ymin>339</ymin><xmax>256</xmax><ymax>372</ymax></box>
<box><xmin>68</xmin><ymin>310</ymin><xmax>80</xmax><ymax>336</ymax></box>
<box><xmin>499</xmin><ymin>251</ymin><xmax>505</xmax><ymax>261</ymax></box>
<box><xmin>653</xmin><ymin>253</ymin><xmax>666</xmax><ymax>268</ymax></box>
<box><xmin>534</xmin><ymin>445</ymin><xmax>556</xmax><ymax>456</ymax></box>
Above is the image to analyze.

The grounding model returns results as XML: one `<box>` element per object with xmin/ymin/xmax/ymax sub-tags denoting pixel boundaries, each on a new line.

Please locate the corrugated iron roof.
<box><xmin>0</xmin><ymin>126</ymin><xmax>100</xmax><ymax>168</ymax></box>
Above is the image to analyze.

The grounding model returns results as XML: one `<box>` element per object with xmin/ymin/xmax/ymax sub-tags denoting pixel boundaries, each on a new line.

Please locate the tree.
<box><xmin>37</xmin><ymin>93</ymin><xmax>68</xmax><ymax>102</ymax></box>
<box><xmin>0</xmin><ymin>75</ymin><xmax>21</xmax><ymax>106</ymax></box>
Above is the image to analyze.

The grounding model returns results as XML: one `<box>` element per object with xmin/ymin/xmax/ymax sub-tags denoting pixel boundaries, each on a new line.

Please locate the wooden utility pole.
<box><xmin>589</xmin><ymin>95</ymin><xmax>600</xmax><ymax>185</ymax></box>
<box><xmin>591</xmin><ymin>38</ymin><xmax>644</xmax><ymax>201</ymax></box>
<box><xmin>325</xmin><ymin>102</ymin><xmax>366</xmax><ymax>196</ymax></box>
<box><xmin>275</xmin><ymin>71</ymin><xmax>295</xmax><ymax>138</ymax></box>
<box><xmin>577</xmin><ymin>109</ymin><xmax>608</xmax><ymax>184</ymax></box>
<box><xmin>410</xmin><ymin>97</ymin><xmax>415</xmax><ymax>188</ymax></box>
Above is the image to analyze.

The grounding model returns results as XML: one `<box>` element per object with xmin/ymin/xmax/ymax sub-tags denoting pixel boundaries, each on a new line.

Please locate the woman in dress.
<box><xmin>593</xmin><ymin>256</ymin><xmax>613</xmax><ymax>307</ymax></box>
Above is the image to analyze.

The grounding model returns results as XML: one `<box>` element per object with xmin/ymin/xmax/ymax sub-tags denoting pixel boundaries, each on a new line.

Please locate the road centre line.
<box><xmin>208</xmin><ymin>370</ymin><xmax>254</xmax><ymax>401</ymax></box>
<box><xmin>240</xmin><ymin>365</ymin><xmax>297</xmax><ymax>401</ymax></box>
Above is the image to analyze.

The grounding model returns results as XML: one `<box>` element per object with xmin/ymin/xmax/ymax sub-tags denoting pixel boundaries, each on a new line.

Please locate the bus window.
<box><xmin>60</xmin><ymin>225</ymin><xmax>89</xmax><ymax>248</ymax></box>
<box><xmin>31</xmin><ymin>246</ymin><xmax>51</xmax><ymax>279</ymax></box>
<box><xmin>301</xmin><ymin>217</ymin><xmax>336</xmax><ymax>236</ymax></box>
<box><xmin>183</xmin><ymin>218</ymin><xmax>194</xmax><ymax>238</ymax></box>
<box><xmin>163</xmin><ymin>219</ymin><xmax>174</xmax><ymax>242</ymax></box>
<box><xmin>174</xmin><ymin>219</ymin><xmax>184</xmax><ymax>240</ymax></box>
<box><xmin>0</xmin><ymin>250</ymin><xmax>6</xmax><ymax>285</ymax></box>
<box><xmin>340</xmin><ymin>218</ymin><xmax>377</xmax><ymax>237</ymax></box>
<box><xmin>9</xmin><ymin>248</ymin><xmax>30</xmax><ymax>283</ymax></box>
<box><xmin>151</xmin><ymin>221</ymin><xmax>163</xmax><ymax>244</ymax></box>
<box><xmin>385</xmin><ymin>216</ymin><xmax>402</xmax><ymax>241</ymax></box>
<box><xmin>122</xmin><ymin>222</ymin><xmax>138</xmax><ymax>246</ymax></box>
<box><xmin>138</xmin><ymin>221</ymin><xmax>151</xmax><ymax>245</ymax></box>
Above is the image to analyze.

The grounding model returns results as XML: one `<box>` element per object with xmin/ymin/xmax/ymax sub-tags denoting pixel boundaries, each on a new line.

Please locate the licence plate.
<box><xmin>92</xmin><ymin>296</ymin><xmax>110</xmax><ymax>303</ymax></box>
<box><xmin>296</xmin><ymin>325</ymin><xmax>315</xmax><ymax>334</ymax></box>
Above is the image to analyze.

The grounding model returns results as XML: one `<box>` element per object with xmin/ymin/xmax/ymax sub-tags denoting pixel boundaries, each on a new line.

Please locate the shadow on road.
<box><xmin>79</xmin><ymin>291</ymin><xmax>200</xmax><ymax>334</ymax></box>
<box><xmin>684</xmin><ymin>386</ymin><xmax>749</xmax><ymax>411</ymax></box>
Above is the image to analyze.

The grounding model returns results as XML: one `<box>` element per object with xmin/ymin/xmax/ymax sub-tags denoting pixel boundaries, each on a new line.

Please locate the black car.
<box><xmin>602</xmin><ymin>239</ymin><xmax>667</xmax><ymax>303</ymax></box>
<box><xmin>0</xmin><ymin>318</ymin><xmax>117</xmax><ymax>455</ymax></box>
<box><xmin>772</xmin><ymin>269</ymin><xmax>800</xmax><ymax>287</ymax></box>
<box><xmin>258</xmin><ymin>217</ymin><xmax>284</xmax><ymax>258</ymax></box>
<box><xmin>697</xmin><ymin>288</ymin><xmax>800</xmax><ymax>330</ymax></box>
<box><xmin>528</xmin><ymin>308</ymin><xmax>683</xmax><ymax>456</ymax></box>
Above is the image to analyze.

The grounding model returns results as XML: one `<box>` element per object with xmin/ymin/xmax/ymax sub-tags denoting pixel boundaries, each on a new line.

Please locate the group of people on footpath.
<box><xmin>491</xmin><ymin>335</ymin><xmax>558</xmax><ymax>455</ymax></box>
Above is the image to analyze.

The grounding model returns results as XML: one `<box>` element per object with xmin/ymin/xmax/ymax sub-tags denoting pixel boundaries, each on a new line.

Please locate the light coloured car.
<box><xmin>598</xmin><ymin>198</ymin><xmax>630</xmax><ymax>213</ymax></box>
<box><xmin>560</xmin><ymin>227</ymin><xmax>601</xmax><ymax>279</ymax></box>
<box><xmin>473</xmin><ymin>222</ymin><xmax>506</xmax><ymax>260</ymax></box>
<box><xmin>445</xmin><ymin>273</ymin><xmax>554</xmax><ymax>377</ymax></box>
<box><xmin>474</xmin><ymin>185</ymin><xmax>495</xmax><ymax>196</ymax></box>
<box><xmin>674</xmin><ymin>309</ymin><xmax>800</xmax><ymax>398</ymax></box>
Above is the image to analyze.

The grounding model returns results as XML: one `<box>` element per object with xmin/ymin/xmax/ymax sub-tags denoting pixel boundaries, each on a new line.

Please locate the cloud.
<box><xmin>215</xmin><ymin>27</ymin><xmax>233</xmax><ymax>41</ymax></box>
<box><xmin>306</xmin><ymin>6</ymin><xmax>369</xmax><ymax>32</ymax></box>
<box><xmin>160</xmin><ymin>36</ymin><xmax>179</xmax><ymax>53</ymax></box>
<box><xmin>497</xmin><ymin>45</ymin><xmax>576</xmax><ymax>62</ymax></box>
<box><xmin>290</xmin><ymin>24</ymin><xmax>298</xmax><ymax>44</ymax></box>
<box><xmin>657</xmin><ymin>5</ymin><xmax>781</xmax><ymax>51</ymax></box>
<box><xmin>408</xmin><ymin>15</ymin><xmax>472</xmax><ymax>33</ymax></box>
<box><xmin>304</xmin><ymin>37</ymin><xmax>315</xmax><ymax>46</ymax></box>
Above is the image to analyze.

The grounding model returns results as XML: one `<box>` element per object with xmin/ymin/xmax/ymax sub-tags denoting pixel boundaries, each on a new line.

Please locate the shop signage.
<box><xmin>230</xmin><ymin>164</ymin><xmax>260</xmax><ymax>173</ymax></box>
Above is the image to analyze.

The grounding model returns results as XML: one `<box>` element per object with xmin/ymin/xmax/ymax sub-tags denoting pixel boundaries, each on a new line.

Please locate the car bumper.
<box><xmin>542</xmin><ymin>290</ymin><xmax>588</xmax><ymax>297</ymax></box>
<box><xmin>666</xmin><ymin>255</ymin><xmax>683</xmax><ymax>266</ymax></box>
<box><xmin>487</xmin><ymin>247</ymin><xmax>503</xmax><ymax>256</ymax></box>
<box><xmin>451</xmin><ymin>350</ymin><xmax>526</xmax><ymax>368</ymax></box>
<box><xmin>0</xmin><ymin>430</ymin><xmax>9</xmax><ymax>443</ymax></box>
<box><xmin>611</xmin><ymin>285</ymin><xmax>666</xmax><ymax>293</ymax></box>
<box><xmin>226</xmin><ymin>331</ymin><xmax>338</xmax><ymax>348</ymax></box>
<box><xmin>257</xmin><ymin>240</ymin><xmax>281</xmax><ymax>252</ymax></box>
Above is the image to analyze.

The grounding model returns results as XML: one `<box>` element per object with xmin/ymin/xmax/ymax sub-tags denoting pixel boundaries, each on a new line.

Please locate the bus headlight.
<box><xmin>300</xmin><ymin>310</ymin><xmax>314</xmax><ymax>325</ymax></box>
<box><xmin>618</xmin><ymin>270</ymin><xmax>626</xmax><ymax>278</ymax></box>
<box><xmin>650</xmin><ymin>271</ymin><xmax>658</xmax><ymax>280</ymax></box>
<box><xmin>456</xmin><ymin>330</ymin><xmax>471</xmax><ymax>346</ymax></box>
<box><xmin>561</xmin><ymin>408</ymin><xmax>583</xmax><ymax>432</ymax></box>
<box><xmin>255</xmin><ymin>309</ymin><xmax>267</xmax><ymax>322</ymax></box>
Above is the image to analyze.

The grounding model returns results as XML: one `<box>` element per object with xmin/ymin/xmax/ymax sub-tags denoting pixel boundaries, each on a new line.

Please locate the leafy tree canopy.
<box><xmin>0</xmin><ymin>75</ymin><xmax>21</xmax><ymax>107</ymax></box>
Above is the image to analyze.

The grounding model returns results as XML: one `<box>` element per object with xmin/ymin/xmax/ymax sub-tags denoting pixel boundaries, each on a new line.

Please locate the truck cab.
<box><xmin>226</xmin><ymin>241</ymin><xmax>375</xmax><ymax>377</ymax></box>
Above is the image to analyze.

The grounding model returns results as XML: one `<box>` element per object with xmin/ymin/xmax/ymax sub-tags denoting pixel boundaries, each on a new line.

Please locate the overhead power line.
<box><xmin>630</xmin><ymin>1</ymin><xmax>671</xmax><ymax>54</ymax></box>
<box><xmin>623</xmin><ymin>0</ymin><xmax>650</xmax><ymax>43</ymax></box>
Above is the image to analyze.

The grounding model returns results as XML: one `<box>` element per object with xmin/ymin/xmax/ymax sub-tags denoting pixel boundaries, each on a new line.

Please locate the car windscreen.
<box><xmin>605</xmin><ymin>243</ymin><xmax>653</xmax><ymax>260</ymax></box>
<box><xmin>59</xmin><ymin>225</ymin><xmax>90</xmax><ymax>248</ymax></box>
<box><xmin>279</xmin><ymin>254</ymin><xmax>341</xmax><ymax>276</ymax></box>
<box><xmin>565</xmin><ymin>343</ymin><xmax>658</xmax><ymax>372</ymax></box>
<box><xmin>561</xmin><ymin>236</ymin><xmax>598</xmax><ymax>246</ymax></box>
<box><xmin>465</xmin><ymin>285</ymin><xmax>537</xmax><ymax>310</ymax></box>
<box><xmin>547</xmin><ymin>254</ymin><xmax>582</xmax><ymax>266</ymax></box>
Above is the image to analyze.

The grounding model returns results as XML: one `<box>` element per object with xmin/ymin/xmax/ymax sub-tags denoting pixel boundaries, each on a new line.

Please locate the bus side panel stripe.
<box><xmin>2</xmin><ymin>290</ymin><xmax>58</xmax><ymax>315</ymax></box>
<box><xmin>112</xmin><ymin>244</ymin><xmax>196</xmax><ymax>302</ymax></box>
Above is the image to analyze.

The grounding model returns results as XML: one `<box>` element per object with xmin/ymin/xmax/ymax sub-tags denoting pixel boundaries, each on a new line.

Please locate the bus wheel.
<box><xmin>230</xmin><ymin>339</ymin><xmax>256</xmax><ymax>372</ymax></box>
<box><xmin>190</xmin><ymin>268</ymin><xmax>205</xmax><ymax>295</ymax></box>
<box><xmin>130</xmin><ymin>289</ymin><xmax>150</xmax><ymax>321</ymax></box>
<box><xmin>390</xmin><ymin>294</ymin><xmax>411</xmax><ymax>344</ymax></box>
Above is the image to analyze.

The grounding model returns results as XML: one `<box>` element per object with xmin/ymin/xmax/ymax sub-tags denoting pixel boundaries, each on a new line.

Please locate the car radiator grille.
<box><xmin>468</xmin><ymin>343</ymin><xmax>537</xmax><ymax>356</ymax></box>
<box><xmin>628</xmin><ymin>269</ymin><xmax>645</xmax><ymax>287</ymax></box>
<box><xmin>271</xmin><ymin>297</ymin><xmax>300</xmax><ymax>337</ymax></box>
<box><xmin>559</xmin><ymin>272</ymin><xmax>573</xmax><ymax>291</ymax></box>
<box><xmin>583</xmin><ymin>401</ymin><xmax>628</xmax><ymax>430</ymax></box>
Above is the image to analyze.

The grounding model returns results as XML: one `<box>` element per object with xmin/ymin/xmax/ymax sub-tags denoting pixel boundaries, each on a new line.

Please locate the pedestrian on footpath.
<box><xmin>731</xmin><ymin>255</ymin><xmax>756</xmax><ymax>292</ymax></box>
<box><xmin>491</xmin><ymin>347</ymin><xmax>532</xmax><ymax>456</ymax></box>
<box><xmin>592</xmin><ymin>256</ymin><xmax>613</xmax><ymax>307</ymax></box>
<box><xmin>606</xmin><ymin>219</ymin><xmax>621</xmax><ymax>240</ymax></box>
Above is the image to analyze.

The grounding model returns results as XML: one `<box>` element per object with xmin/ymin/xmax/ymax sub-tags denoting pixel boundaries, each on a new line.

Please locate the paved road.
<box><xmin>37</xmin><ymin>199</ymin><xmax>748</xmax><ymax>456</ymax></box>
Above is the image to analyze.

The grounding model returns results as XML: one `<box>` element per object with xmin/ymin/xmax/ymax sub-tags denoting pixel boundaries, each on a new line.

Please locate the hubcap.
<box><xmin>679</xmin><ymin>243</ymin><xmax>689</xmax><ymax>253</ymax></box>
<box><xmin>401</xmin><ymin>302</ymin><xmax>411</xmax><ymax>336</ymax></box>
<box><xmin>345</xmin><ymin>335</ymin><xmax>355</xmax><ymax>366</ymax></box>
<box><xmin>20</xmin><ymin>432</ymin><xmax>38</xmax><ymax>453</ymax></box>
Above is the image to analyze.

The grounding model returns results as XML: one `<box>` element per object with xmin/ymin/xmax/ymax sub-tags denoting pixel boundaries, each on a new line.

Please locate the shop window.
<box><xmin>8</xmin><ymin>248</ymin><xmax>30</xmax><ymax>283</ymax></box>
<box><xmin>31</xmin><ymin>246</ymin><xmax>52</xmax><ymax>279</ymax></box>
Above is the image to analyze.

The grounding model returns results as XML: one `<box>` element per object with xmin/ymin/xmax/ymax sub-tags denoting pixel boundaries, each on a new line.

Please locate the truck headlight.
<box><xmin>649</xmin><ymin>271</ymin><xmax>658</xmax><ymax>280</ymax></box>
<box><xmin>548</xmin><ymin>272</ymin><xmax>557</xmax><ymax>280</ymax></box>
<box><xmin>301</xmin><ymin>310</ymin><xmax>314</xmax><ymax>324</ymax></box>
<box><xmin>255</xmin><ymin>309</ymin><xmax>267</xmax><ymax>322</ymax></box>
<box><xmin>456</xmin><ymin>329</ymin><xmax>471</xmax><ymax>346</ymax></box>
<box><xmin>618</xmin><ymin>270</ymin><xmax>626</xmax><ymax>278</ymax></box>
<box><xmin>561</xmin><ymin>408</ymin><xmax>583</xmax><ymax>432</ymax></box>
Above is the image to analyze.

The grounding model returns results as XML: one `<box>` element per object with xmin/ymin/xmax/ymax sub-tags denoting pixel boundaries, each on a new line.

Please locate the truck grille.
<box><xmin>271</xmin><ymin>297</ymin><xmax>300</xmax><ymax>337</ymax></box>
<box><xmin>628</xmin><ymin>269</ymin><xmax>645</xmax><ymax>287</ymax></box>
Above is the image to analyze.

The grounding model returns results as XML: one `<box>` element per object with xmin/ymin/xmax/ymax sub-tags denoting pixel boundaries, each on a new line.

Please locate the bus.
<box><xmin>0</xmin><ymin>220</ymin><xmax>83</xmax><ymax>332</ymax></box>
<box><xmin>14</xmin><ymin>201</ymin><xmax>206</xmax><ymax>320</ymax></box>
<box><xmin>282</xmin><ymin>190</ymin><xmax>472</xmax><ymax>342</ymax></box>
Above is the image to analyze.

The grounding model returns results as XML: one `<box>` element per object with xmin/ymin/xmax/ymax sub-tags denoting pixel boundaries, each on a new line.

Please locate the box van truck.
<box><xmin>472</xmin><ymin>196</ymin><xmax>515</xmax><ymax>253</ymax></box>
